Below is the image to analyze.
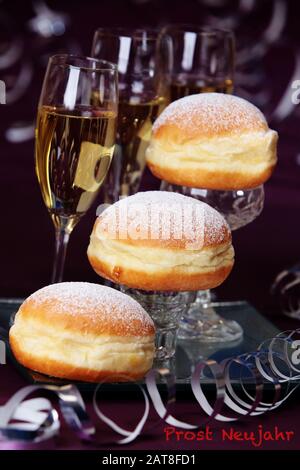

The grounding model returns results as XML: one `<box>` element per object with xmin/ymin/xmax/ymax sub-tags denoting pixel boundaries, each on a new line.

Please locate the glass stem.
<box><xmin>195</xmin><ymin>289</ymin><xmax>212</xmax><ymax>305</ymax></box>
<box><xmin>51</xmin><ymin>227</ymin><xmax>70</xmax><ymax>284</ymax></box>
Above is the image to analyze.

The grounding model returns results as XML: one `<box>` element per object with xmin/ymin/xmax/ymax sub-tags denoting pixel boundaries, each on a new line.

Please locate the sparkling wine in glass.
<box><xmin>35</xmin><ymin>54</ymin><xmax>118</xmax><ymax>283</ymax></box>
<box><xmin>168</xmin><ymin>77</ymin><xmax>233</xmax><ymax>101</ymax></box>
<box><xmin>158</xmin><ymin>25</ymin><xmax>235</xmax><ymax>101</ymax></box>
<box><xmin>91</xmin><ymin>28</ymin><xmax>167</xmax><ymax>203</ymax></box>
<box><xmin>156</xmin><ymin>27</ymin><xmax>256</xmax><ymax>343</ymax></box>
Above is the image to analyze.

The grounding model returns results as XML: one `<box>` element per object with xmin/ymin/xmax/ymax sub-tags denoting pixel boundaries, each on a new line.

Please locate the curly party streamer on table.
<box><xmin>0</xmin><ymin>328</ymin><xmax>299</xmax><ymax>448</ymax></box>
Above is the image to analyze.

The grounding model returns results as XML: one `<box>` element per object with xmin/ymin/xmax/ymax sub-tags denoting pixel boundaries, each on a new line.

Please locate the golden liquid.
<box><xmin>104</xmin><ymin>96</ymin><xmax>166</xmax><ymax>202</ymax></box>
<box><xmin>35</xmin><ymin>106</ymin><xmax>116</xmax><ymax>227</ymax></box>
<box><xmin>169</xmin><ymin>78</ymin><xmax>234</xmax><ymax>102</ymax></box>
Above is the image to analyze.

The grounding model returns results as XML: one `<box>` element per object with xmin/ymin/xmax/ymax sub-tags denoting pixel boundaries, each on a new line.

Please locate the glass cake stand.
<box><xmin>160</xmin><ymin>181</ymin><xmax>265</xmax><ymax>343</ymax></box>
<box><xmin>120</xmin><ymin>286</ymin><xmax>196</xmax><ymax>361</ymax></box>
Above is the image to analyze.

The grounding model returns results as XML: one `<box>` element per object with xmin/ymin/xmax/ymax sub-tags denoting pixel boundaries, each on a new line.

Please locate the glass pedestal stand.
<box><xmin>120</xmin><ymin>287</ymin><xmax>196</xmax><ymax>361</ymax></box>
<box><xmin>179</xmin><ymin>293</ymin><xmax>243</xmax><ymax>341</ymax></box>
<box><xmin>160</xmin><ymin>181</ymin><xmax>265</xmax><ymax>343</ymax></box>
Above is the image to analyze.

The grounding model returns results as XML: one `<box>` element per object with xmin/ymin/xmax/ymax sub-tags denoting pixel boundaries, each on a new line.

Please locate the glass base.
<box><xmin>178</xmin><ymin>302</ymin><xmax>243</xmax><ymax>342</ymax></box>
<box><xmin>120</xmin><ymin>287</ymin><xmax>195</xmax><ymax>360</ymax></box>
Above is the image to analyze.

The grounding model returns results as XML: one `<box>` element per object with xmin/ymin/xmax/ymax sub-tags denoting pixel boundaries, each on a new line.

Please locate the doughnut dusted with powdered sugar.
<box><xmin>9</xmin><ymin>282</ymin><xmax>155</xmax><ymax>382</ymax></box>
<box><xmin>87</xmin><ymin>191</ymin><xmax>234</xmax><ymax>291</ymax></box>
<box><xmin>146</xmin><ymin>93</ymin><xmax>278</xmax><ymax>190</ymax></box>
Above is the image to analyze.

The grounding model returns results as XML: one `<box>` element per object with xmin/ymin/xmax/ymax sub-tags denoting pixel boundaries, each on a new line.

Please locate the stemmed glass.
<box><xmin>91</xmin><ymin>28</ymin><xmax>167</xmax><ymax>203</ymax></box>
<box><xmin>155</xmin><ymin>25</ymin><xmax>262</xmax><ymax>342</ymax></box>
<box><xmin>35</xmin><ymin>54</ymin><xmax>118</xmax><ymax>283</ymax></box>
<box><xmin>158</xmin><ymin>25</ymin><xmax>235</xmax><ymax>100</ymax></box>
<box><xmin>161</xmin><ymin>182</ymin><xmax>265</xmax><ymax>342</ymax></box>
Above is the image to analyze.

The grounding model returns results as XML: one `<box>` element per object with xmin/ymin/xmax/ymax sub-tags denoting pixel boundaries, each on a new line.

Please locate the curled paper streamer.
<box><xmin>93</xmin><ymin>375</ymin><xmax>150</xmax><ymax>445</ymax></box>
<box><xmin>0</xmin><ymin>329</ymin><xmax>299</xmax><ymax>447</ymax></box>
<box><xmin>0</xmin><ymin>385</ymin><xmax>60</xmax><ymax>449</ymax></box>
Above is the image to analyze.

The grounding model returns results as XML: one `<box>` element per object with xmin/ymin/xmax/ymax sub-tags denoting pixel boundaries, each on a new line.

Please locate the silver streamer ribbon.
<box><xmin>0</xmin><ymin>329</ymin><xmax>299</xmax><ymax>448</ymax></box>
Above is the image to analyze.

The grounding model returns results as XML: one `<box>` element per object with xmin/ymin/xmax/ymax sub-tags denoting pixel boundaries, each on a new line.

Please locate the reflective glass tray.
<box><xmin>0</xmin><ymin>298</ymin><xmax>281</xmax><ymax>391</ymax></box>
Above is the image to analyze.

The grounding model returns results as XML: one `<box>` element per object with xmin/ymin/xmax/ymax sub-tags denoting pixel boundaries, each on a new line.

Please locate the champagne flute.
<box><xmin>35</xmin><ymin>54</ymin><xmax>118</xmax><ymax>283</ymax></box>
<box><xmin>91</xmin><ymin>28</ymin><xmax>167</xmax><ymax>203</ymax></box>
<box><xmin>156</xmin><ymin>27</ymin><xmax>256</xmax><ymax>343</ymax></box>
<box><xmin>158</xmin><ymin>25</ymin><xmax>235</xmax><ymax>100</ymax></box>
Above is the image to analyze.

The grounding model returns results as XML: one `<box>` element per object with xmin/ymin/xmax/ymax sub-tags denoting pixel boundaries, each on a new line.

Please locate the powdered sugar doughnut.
<box><xmin>146</xmin><ymin>93</ymin><xmax>278</xmax><ymax>190</ymax></box>
<box><xmin>87</xmin><ymin>191</ymin><xmax>234</xmax><ymax>291</ymax></box>
<box><xmin>9</xmin><ymin>282</ymin><xmax>155</xmax><ymax>382</ymax></box>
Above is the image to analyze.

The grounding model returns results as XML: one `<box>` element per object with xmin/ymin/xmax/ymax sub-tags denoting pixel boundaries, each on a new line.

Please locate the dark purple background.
<box><xmin>0</xmin><ymin>0</ymin><xmax>300</xmax><ymax>452</ymax></box>
<box><xmin>0</xmin><ymin>0</ymin><xmax>300</xmax><ymax>321</ymax></box>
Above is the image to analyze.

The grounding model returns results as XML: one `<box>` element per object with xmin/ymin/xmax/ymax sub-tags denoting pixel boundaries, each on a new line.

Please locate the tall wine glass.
<box><xmin>158</xmin><ymin>25</ymin><xmax>235</xmax><ymax>100</ymax></box>
<box><xmin>156</xmin><ymin>26</ymin><xmax>261</xmax><ymax>343</ymax></box>
<box><xmin>35</xmin><ymin>54</ymin><xmax>118</xmax><ymax>283</ymax></box>
<box><xmin>91</xmin><ymin>28</ymin><xmax>167</xmax><ymax>203</ymax></box>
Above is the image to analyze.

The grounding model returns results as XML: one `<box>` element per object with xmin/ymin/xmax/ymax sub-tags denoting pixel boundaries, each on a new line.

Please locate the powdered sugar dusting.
<box><xmin>153</xmin><ymin>93</ymin><xmax>267</xmax><ymax>135</ymax></box>
<box><xmin>26</xmin><ymin>282</ymin><xmax>154</xmax><ymax>335</ymax></box>
<box><xmin>100</xmin><ymin>191</ymin><xmax>229</xmax><ymax>246</ymax></box>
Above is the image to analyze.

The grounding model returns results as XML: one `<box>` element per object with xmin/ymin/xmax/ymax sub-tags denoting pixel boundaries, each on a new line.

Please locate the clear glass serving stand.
<box><xmin>160</xmin><ymin>181</ymin><xmax>265</xmax><ymax>343</ymax></box>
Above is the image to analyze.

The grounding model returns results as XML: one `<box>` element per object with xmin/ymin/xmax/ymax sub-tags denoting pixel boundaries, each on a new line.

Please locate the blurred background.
<box><xmin>0</xmin><ymin>0</ymin><xmax>299</xmax><ymax>320</ymax></box>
